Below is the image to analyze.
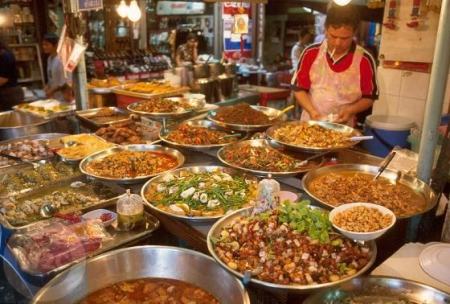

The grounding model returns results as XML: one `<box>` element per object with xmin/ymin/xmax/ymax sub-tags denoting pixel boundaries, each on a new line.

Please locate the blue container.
<box><xmin>363</xmin><ymin>115</ymin><xmax>415</xmax><ymax>157</ymax></box>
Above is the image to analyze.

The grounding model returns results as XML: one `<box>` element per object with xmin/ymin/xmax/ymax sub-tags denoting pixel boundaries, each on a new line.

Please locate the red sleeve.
<box><xmin>293</xmin><ymin>46</ymin><xmax>319</xmax><ymax>91</ymax></box>
<box><xmin>360</xmin><ymin>52</ymin><xmax>378</xmax><ymax>99</ymax></box>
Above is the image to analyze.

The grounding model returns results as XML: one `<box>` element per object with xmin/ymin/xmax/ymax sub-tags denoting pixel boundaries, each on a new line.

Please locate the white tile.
<box><xmin>377</xmin><ymin>67</ymin><xmax>402</xmax><ymax>96</ymax></box>
<box><xmin>373</xmin><ymin>93</ymin><xmax>400</xmax><ymax>115</ymax></box>
<box><xmin>398</xmin><ymin>97</ymin><xmax>426</xmax><ymax>127</ymax></box>
<box><xmin>399</xmin><ymin>71</ymin><xmax>430</xmax><ymax>100</ymax></box>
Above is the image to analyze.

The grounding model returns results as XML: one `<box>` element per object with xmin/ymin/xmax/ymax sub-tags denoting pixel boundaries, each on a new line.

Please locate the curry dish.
<box><xmin>272</xmin><ymin>122</ymin><xmax>352</xmax><ymax>148</ymax></box>
<box><xmin>166</xmin><ymin>124</ymin><xmax>238</xmax><ymax>145</ymax></box>
<box><xmin>308</xmin><ymin>172</ymin><xmax>426</xmax><ymax>217</ymax></box>
<box><xmin>85</xmin><ymin>151</ymin><xmax>178</xmax><ymax>178</ymax></box>
<box><xmin>79</xmin><ymin>278</ymin><xmax>219</xmax><ymax>304</ymax></box>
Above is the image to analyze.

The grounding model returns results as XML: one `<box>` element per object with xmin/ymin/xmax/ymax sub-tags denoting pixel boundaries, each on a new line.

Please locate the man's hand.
<box><xmin>309</xmin><ymin>109</ymin><xmax>322</xmax><ymax>120</ymax></box>
<box><xmin>336</xmin><ymin>105</ymin><xmax>354</xmax><ymax>124</ymax></box>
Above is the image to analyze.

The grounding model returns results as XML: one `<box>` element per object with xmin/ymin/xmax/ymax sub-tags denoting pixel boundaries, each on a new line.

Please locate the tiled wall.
<box><xmin>373</xmin><ymin>66</ymin><xmax>450</xmax><ymax>127</ymax></box>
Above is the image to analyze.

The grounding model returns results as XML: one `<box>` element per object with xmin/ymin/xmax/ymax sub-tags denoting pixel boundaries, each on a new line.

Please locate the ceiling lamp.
<box><xmin>128</xmin><ymin>0</ymin><xmax>142</xmax><ymax>22</ymax></box>
<box><xmin>117</xmin><ymin>0</ymin><xmax>129</xmax><ymax>18</ymax></box>
<box><xmin>333</xmin><ymin>0</ymin><xmax>352</xmax><ymax>5</ymax></box>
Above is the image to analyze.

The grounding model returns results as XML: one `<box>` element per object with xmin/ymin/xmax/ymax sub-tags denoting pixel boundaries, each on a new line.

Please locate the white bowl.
<box><xmin>82</xmin><ymin>209</ymin><xmax>117</xmax><ymax>226</ymax></box>
<box><xmin>329</xmin><ymin>202</ymin><xmax>396</xmax><ymax>241</ymax></box>
<box><xmin>279</xmin><ymin>191</ymin><xmax>298</xmax><ymax>203</ymax></box>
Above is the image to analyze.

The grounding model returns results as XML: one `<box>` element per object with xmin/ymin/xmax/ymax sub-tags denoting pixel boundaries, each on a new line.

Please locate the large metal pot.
<box><xmin>193</xmin><ymin>63</ymin><xmax>209</xmax><ymax>79</ymax></box>
<box><xmin>218</xmin><ymin>74</ymin><xmax>236</xmax><ymax>99</ymax></box>
<box><xmin>0</xmin><ymin>111</ymin><xmax>53</xmax><ymax>141</ymax></box>
<box><xmin>192</xmin><ymin>78</ymin><xmax>217</xmax><ymax>103</ymax></box>
<box><xmin>32</xmin><ymin>245</ymin><xmax>250</xmax><ymax>304</ymax></box>
<box><xmin>209</xmin><ymin>62</ymin><xmax>224</xmax><ymax>78</ymax></box>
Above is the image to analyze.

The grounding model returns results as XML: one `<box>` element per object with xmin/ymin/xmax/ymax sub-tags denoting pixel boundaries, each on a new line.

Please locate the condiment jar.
<box><xmin>252</xmin><ymin>174</ymin><xmax>280</xmax><ymax>215</ymax></box>
<box><xmin>116</xmin><ymin>190</ymin><xmax>144</xmax><ymax>231</ymax></box>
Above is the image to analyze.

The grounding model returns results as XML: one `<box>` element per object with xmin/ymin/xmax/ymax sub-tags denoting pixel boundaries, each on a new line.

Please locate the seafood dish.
<box><xmin>308</xmin><ymin>172</ymin><xmax>426</xmax><ymax>217</ymax></box>
<box><xmin>165</xmin><ymin>123</ymin><xmax>239</xmax><ymax>146</ymax></box>
<box><xmin>271</xmin><ymin>122</ymin><xmax>353</xmax><ymax>148</ymax></box>
<box><xmin>95</xmin><ymin>122</ymin><xmax>157</xmax><ymax>145</ymax></box>
<box><xmin>85</xmin><ymin>150</ymin><xmax>179</xmax><ymax>179</ymax></box>
<box><xmin>210</xmin><ymin>202</ymin><xmax>374</xmax><ymax>286</ymax></box>
<box><xmin>57</xmin><ymin>134</ymin><xmax>115</xmax><ymax>160</ymax></box>
<box><xmin>8</xmin><ymin>219</ymin><xmax>110</xmax><ymax>273</ymax></box>
<box><xmin>0</xmin><ymin>139</ymin><xmax>55</xmax><ymax>161</ymax></box>
<box><xmin>0</xmin><ymin>155</ymin><xmax>17</xmax><ymax>167</ymax></box>
<box><xmin>79</xmin><ymin>278</ymin><xmax>219</xmax><ymax>304</ymax></box>
<box><xmin>214</xmin><ymin>103</ymin><xmax>271</xmax><ymax>125</ymax></box>
<box><xmin>1</xmin><ymin>180</ymin><xmax>119</xmax><ymax>226</ymax></box>
<box><xmin>125</xmin><ymin>81</ymin><xmax>178</xmax><ymax>94</ymax></box>
<box><xmin>0</xmin><ymin>162</ymin><xmax>79</xmax><ymax>197</ymax></box>
<box><xmin>144</xmin><ymin>168</ymin><xmax>257</xmax><ymax>217</ymax></box>
<box><xmin>221</xmin><ymin>143</ymin><xmax>305</xmax><ymax>172</ymax></box>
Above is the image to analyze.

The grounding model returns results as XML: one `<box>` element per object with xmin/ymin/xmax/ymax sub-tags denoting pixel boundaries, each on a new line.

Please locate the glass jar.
<box><xmin>116</xmin><ymin>190</ymin><xmax>144</xmax><ymax>231</ymax></box>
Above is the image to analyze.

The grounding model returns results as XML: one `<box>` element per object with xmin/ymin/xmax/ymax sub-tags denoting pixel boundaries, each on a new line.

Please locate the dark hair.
<box><xmin>325</xmin><ymin>4</ymin><xmax>360</xmax><ymax>31</ymax></box>
<box><xmin>43</xmin><ymin>33</ymin><xmax>59</xmax><ymax>46</ymax></box>
<box><xmin>298</xmin><ymin>29</ymin><xmax>311</xmax><ymax>40</ymax></box>
<box><xmin>0</xmin><ymin>36</ymin><xmax>8</xmax><ymax>51</ymax></box>
<box><xmin>187</xmin><ymin>32</ymin><xmax>198</xmax><ymax>41</ymax></box>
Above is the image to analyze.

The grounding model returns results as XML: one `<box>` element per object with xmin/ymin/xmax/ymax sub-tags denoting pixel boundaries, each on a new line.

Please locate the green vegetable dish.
<box><xmin>144</xmin><ymin>169</ymin><xmax>257</xmax><ymax>217</ymax></box>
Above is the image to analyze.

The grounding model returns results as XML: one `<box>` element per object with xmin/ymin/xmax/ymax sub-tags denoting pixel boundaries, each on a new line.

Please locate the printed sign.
<box><xmin>157</xmin><ymin>1</ymin><xmax>205</xmax><ymax>15</ymax></box>
<box><xmin>77</xmin><ymin>0</ymin><xmax>103</xmax><ymax>11</ymax></box>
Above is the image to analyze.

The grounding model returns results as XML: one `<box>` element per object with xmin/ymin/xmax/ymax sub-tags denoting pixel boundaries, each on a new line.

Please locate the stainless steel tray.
<box><xmin>0</xmin><ymin>133</ymin><xmax>68</xmax><ymax>168</ymax></box>
<box><xmin>8</xmin><ymin>208</ymin><xmax>159</xmax><ymax>278</ymax></box>
<box><xmin>75</xmin><ymin>107</ymin><xmax>131</xmax><ymax>129</ymax></box>
<box><xmin>0</xmin><ymin>175</ymin><xmax>125</xmax><ymax>230</ymax></box>
<box><xmin>302</xmin><ymin>164</ymin><xmax>437</xmax><ymax>219</ymax></box>
<box><xmin>13</xmin><ymin>103</ymin><xmax>75</xmax><ymax>119</ymax></box>
<box><xmin>160</xmin><ymin>120</ymin><xmax>247</xmax><ymax>151</ymax></box>
<box><xmin>141</xmin><ymin>165</ymin><xmax>258</xmax><ymax>223</ymax></box>
<box><xmin>56</xmin><ymin>134</ymin><xmax>116</xmax><ymax>164</ymax></box>
<box><xmin>207</xmin><ymin>207</ymin><xmax>377</xmax><ymax>294</ymax></box>
<box><xmin>79</xmin><ymin>144</ymin><xmax>185</xmax><ymax>184</ymax></box>
<box><xmin>207</xmin><ymin>105</ymin><xmax>287</xmax><ymax>132</ymax></box>
<box><xmin>266</xmin><ymin>120</ymin><xmax>362</xmax><ymax>153</ymax></box>
<box><xmin>217</xmin><ymin>139</ymin><xmax>324</xmax><ymax>177</ymax></box>
<box><xmin>304</xmin><ymin>276</ymin><xmax>450</xmax><ymax>303</ymax></box>
<box><xmin>113</xmin><ymin>83</ymin><xmax>190</xmax><ymax>100</ymax></box>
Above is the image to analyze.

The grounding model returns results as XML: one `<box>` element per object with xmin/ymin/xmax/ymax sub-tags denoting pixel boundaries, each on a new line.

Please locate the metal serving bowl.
<box><xmin>141</xmin><ymin>165</ymin><xmax>258</xmax><ymax>223</ymax></box>
<box><xmin>127</xmin><ymin>96</ymin><xmax>204</xmax><ymax>119</ymax></box>
<box><xmin>207</xmin><ymin>105</ymin><xmax>287</xmax><ymax>132</ymax></box>
<box><xmin>160</xmin><ymin>119</ymin><xmax>247</xmax><ymax>151</ymax></box>
<box><xmin>217</xmin><ymin>139</ymin><xmax>324</xmax><ymax>177</ymax></box>
<box><xmin>302</xmin><ymin>164</ymin><xmax>437</xmax><ymax>219</ymax></box>
<box><xmin>266</xmin><ymin>120</ymin><xmax>362</xmax><ymax>153</ymax></box>
<box><xmin>304</xmin><ymin>276</ymin><xmax>450</xmax><ymax>303</ymax></box>
<box><xmin>0</xmin><ymin>111</ymin><xmax>53</xmax><ymax>141</ymax></box>
<box><xmin>31</xmin><ymin>245</ymin><xmax>250</xmax><ymax>304</ymax></box>
<box><xmin>79</xmin><ymin>144</ymin><xmax>185</xmax><ymax>184</ymax></box>
<box><xmin>207</xmin><ymin>207</ymin><xmax>377</xmax><ymax>294</ymax></box>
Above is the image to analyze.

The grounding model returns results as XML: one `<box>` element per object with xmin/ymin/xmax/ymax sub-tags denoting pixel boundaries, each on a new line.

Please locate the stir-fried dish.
<box><xmin>166</xmin><ymin>124</ymin><xmax>238</xmax><ymax>146</ymax></box>
<box><xmin>308</xmin><ymin>172</ymin><xmax>426</xmax><ymax>217</ymax></box>
<box><xmin>85</xmin><ymin>151</ymin><xmax>179</xmax><ymax>178</ymax></box>
<box><xmin>222</xmin><ymin>144</ymin><xmax>304</xmax><ymax>172</ymax></box>
<box><xmin>87</xmin><ymin>107</ymin><xmax>129</xmax><ymax>125</ymax></box>
<box><xmin>214</xmin><ymin>103</ymin><xmax>271</xmax><ymax>125</ymax></box>
<box><xmin>79</xmin><ymin>278</ymin><xmax>219</xmax><ymax>304</ymax></box>
<box><xmin>272</xmin><ymin>123</ymin><xmax>352</xmax><ymax>148</ymax></box>
<box><xmin>213</xmin><ymin>202</ymin><xmax>372</xmax><ymax>285</ymax></box>
<box><xmin>126</xmin><ymin>81</ymin><xmax>178</xmax><ymax>94</ymax></box>
<box><xmin>1</xmin><ymin>182</ymin><xmax>117</xmax><ymax>226</ymax></box>
<box><xmin>96</xmin><ymin>122</ymin><xmax>151</xmax><ymax>145</ymax></box>
<box><xmin>145</xmin><ymin>169</ymin><xmax>257</xmax><ymax>217</ymax></box>
<box><xmin>58</xmin><ymin>134</ymin><xmax>115</xmax><ymax>160</ymax></box>
<box><xmin>132</xmin><ymin>98</ymin><xmax>193</xmax><ymax>113</ymax></box>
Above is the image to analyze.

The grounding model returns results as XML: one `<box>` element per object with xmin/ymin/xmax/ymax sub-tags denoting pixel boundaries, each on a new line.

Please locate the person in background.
<box><xmin>175</xmin><ymin>33</ymin><xmax>198</xmax><ymax>66</ymax></box>
<box><xmin>42</xmin><ymin>33</ymin><xmax>71</xmax><ymax>101</ymax></box>
<box><xmin>293</xmin><ymin>4</ymin><xmax>378</xmax><ymax>126</ymax></box>
<box><xmin>290</xmin><ymin>29</ymin><xmax>313</xmax><ymax>72</ymax></box>
<box><xmin>0</xmin><ymin>38</ymin><xmax>24</xmax><ymax>111</ymax></box>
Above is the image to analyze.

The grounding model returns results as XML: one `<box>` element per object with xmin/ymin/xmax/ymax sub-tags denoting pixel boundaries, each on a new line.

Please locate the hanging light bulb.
<box><xmin>128</xmin><ymin>0</ymin><xmax>142</xmax><ymax>22</ymax></box>
<box><xmin>333</xmin><ymin>0</ymin><xmax>352</xmax><ymax>6</ymax></box>
<box><xmin>117</xmin><ymin>0</ymin><xmax>129</xmax><ymax>18</ymax></box>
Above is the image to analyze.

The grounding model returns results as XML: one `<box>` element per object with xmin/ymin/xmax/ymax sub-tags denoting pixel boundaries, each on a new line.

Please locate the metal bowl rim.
<box><xmin>0</xmin><ymin>111</ymin><xmax>52</xmax><ymax>129</ymax></box>
<box><xmin>32</xmin><ymin>245</ymin><xmax>250</xmax><ymax>304</ymax></box>
<box><xmin>207</xmin><ymin>207</ymin><xmax>377</xmax><ymax>292</ymax></box>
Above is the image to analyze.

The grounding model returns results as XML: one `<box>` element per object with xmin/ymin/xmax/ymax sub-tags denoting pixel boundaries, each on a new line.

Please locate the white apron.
<box><xmin>300</xmin><ymin>41</ymin><xmax>364</xmax><ymax>126</ymax></box>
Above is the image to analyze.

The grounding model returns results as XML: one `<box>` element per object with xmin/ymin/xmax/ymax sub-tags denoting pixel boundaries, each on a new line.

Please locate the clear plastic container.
<box><xmin>116</xmin><ymin>190</ymin><xmax>144</xmax><ymax>231</ymax></box>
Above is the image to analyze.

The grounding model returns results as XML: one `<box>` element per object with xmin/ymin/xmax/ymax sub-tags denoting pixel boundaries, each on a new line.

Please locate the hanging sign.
<box><xmin>222</xmin><ymin>2</ymin><xmax>251</xmax><ymax>15</ymax></box>
<box><xmin>233</xmin><ymin>14</ymin><xmax>249</xmax><ymax>34</ymax></box>
<box><xmin>157</xmin><ymin>1</ymin><xmax>205</xmax><ymax>15</ymax></box>
<box><xmin>77</xmin><ymin>0</ymin><xmax>103</xmax><ymax>11</ymax></box>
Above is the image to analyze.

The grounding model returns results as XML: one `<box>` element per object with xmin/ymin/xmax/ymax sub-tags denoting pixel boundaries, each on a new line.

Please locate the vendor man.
<box><xmin>293</xmin><ymin>4</ymin><xmax>378</xmax><ymax>126</ymax></box>
<box><xmin>175</xmin><ymin>33</ymin><xmax>198</xmax><ymax>67</ymax></box>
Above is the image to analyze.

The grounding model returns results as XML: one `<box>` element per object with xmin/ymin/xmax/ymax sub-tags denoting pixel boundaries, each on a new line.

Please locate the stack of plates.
<box><xmin>419</xmin><ymin>243</ymin><xmax>450</xmax><ymax>286</ymax></box>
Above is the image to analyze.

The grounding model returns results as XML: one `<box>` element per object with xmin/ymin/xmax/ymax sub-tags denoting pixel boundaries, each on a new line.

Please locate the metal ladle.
<box><xmin>40</xmin><ymin>202</ymin><xmax>59</xmax><ymax>218</ymax></box>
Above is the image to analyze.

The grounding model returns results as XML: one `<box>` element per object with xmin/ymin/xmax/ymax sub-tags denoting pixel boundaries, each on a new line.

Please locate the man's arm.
<box><xmin>336</xmin><ymin>98</ymin><xmax>374</xmax><ymax>123</ymax></box>
<box><xmin>294</xmin><ymin>90</ymin><xmax>321</xmax><ymax>120</ymax></box>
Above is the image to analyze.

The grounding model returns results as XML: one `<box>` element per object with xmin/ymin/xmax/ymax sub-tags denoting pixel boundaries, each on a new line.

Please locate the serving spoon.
<box><xmin>40</xmin><ymin>202</ymin><xmax>59</xmax><ymax>218</ymax></box>
<box><xmin>373</xmin><ymin>151</ymin><xmax>396</xmax><ymax>181</ymax></box>
<box><xmin>269</xmin><ymin>105</ymin><xmax>295</xmax><ymax>121</ymax></box>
